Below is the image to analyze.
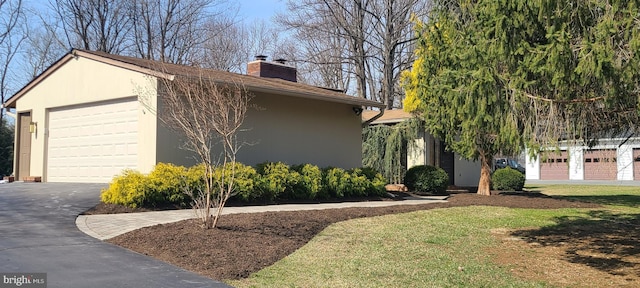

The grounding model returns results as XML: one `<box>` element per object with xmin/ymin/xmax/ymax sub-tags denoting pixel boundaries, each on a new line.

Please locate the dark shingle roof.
<box><xmin>4</xmin><ymin>49</ymin><xmax>385</xmax><ymax>109</ymax></box>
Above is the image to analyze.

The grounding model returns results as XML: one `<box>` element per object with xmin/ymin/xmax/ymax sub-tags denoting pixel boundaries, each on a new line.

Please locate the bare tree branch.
<box><xmin>154</xmin><ymin>68</ymin><xmax>252</xmax><ymax>229</ymax></box>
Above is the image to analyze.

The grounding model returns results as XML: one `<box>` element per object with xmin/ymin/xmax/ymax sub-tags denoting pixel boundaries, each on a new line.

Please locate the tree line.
<box><xmin>1</xmin><ymin>0</ymin><xmax>430</xmax><ymax>111</ymax></box>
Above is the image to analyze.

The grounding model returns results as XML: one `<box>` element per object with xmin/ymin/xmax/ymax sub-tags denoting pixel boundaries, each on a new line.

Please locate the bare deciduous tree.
<box><xmin>157</xmin><ymin>70</ymin><xmax>251</xmax><ymax>229</ymax></box>
<box><xmin>22</xmin><ymin>9</ymin><xmax>67</xmax><ymax>79</ymax></box>
<box><xmin>279</xmin><ymin>0</ymin><xmax>429</xmax><ymax>108</ymax></box>
<box><xmin>200</xmin><ymin>19</ymin><xmax>294</xmax><ymax>74</ymax></box>
<box><xmin>281</xmin><ymin>0</ymin><xmax>371</xmax><ymax>99</ymax></box>
<box><xmin>129</xmin><ymin>0</ymin><xmax>222</xmax><ymax>65</ymax></box>
<box><xmin>53</xmin><ymin>0</ymin><xmax>131</xmax><ymax>53</ymax></box>
<box><xmin>0</xmin><ymin>0</ymin><xmax>25</xmax><ymax>121</ymax></box>
<box><xmin>369</xmin><ymin>0</ymin><xmax>428</xmax><ymax>108</ymax></box>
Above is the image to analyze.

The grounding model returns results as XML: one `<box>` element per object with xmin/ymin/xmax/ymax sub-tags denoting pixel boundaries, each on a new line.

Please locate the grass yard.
<box><xmin>527</xmin><ymin>184</ymin><xmax>640</xmax><ymax>212</ymax></box>
<box><xmin>229</xmin><ymin>185</ymin><xmax>640</xmax><ymax>288</ymax></box>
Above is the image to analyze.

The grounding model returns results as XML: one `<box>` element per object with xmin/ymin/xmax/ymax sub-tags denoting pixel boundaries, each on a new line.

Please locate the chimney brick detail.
<box><xmin>247</xmin><ymin>60</ymin><xmax>297</xmax><ymax>82</ymax></box>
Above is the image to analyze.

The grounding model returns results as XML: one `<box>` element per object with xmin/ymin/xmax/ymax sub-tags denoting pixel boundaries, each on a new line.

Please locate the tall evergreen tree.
<box><xmin>0</xmin><ymin>119</ymin><xmax>14</xmax><ymax>177</ymax></box>
<box><xmin>403</xmin><ymin>0</ymin><xmax>640</xmax><ymax>195</ymax></box>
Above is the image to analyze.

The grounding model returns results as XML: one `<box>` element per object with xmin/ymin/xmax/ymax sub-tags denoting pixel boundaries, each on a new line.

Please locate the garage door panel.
<box><xmin>47</xmin><ymin>99</ymin><xmax>138</xmax><ymax>183</ymax></box>
<box><xmin>540</xmin><ymin>151</ymin><xmax>569</xmax><ymax>180</ymax></box>
<box><xmin>584</xmin><ymin>149</ymin><xmax>617</xmax><ymax>180</ymax></box>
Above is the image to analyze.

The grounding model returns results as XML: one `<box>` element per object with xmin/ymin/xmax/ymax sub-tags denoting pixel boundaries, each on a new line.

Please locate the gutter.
<box><xmin>362</xmin><ymin>108</ymin><xmax>385</xmax><ymax>127</ymax></box>
<box><xmin>1</xmin><ymin>104</ymin><xmax>16</xmax><ymax>118</ymax></box>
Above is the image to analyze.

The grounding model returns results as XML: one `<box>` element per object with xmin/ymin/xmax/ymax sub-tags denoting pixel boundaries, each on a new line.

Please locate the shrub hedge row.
<box><xmin>100</xmin><ymin>162</ymin><xmax>388</xmax><ymax>208</ymax></box>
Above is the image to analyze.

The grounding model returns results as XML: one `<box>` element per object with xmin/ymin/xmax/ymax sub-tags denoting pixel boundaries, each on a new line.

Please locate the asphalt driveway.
<box><xmin>0</xmin><ymin>182</ymin><xmax>230</xmax><ymax>288</ymax></box>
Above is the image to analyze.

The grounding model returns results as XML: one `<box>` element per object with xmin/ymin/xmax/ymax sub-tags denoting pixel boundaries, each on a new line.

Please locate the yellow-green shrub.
<box><xmin>100</xmin><ymin>169</ymin><xmax>149</xmax><ymax>208</ymax></box>
<box><xmin>185</xmin><ymin>163</ymin><xmax>207</xmax><ymax>194</ymax></box>
<box><xmin>256</xmin><ymin>162</ymin><xmax>299</xmax><ymax>200</ymax></box>
<box><xmin>147</xmin><ymin>163</ymin><xmax>189</xmax><ymax>206</ymax></box>
<box><xmin>361</xmin><ymin>167</ymin><xmax>388</xmax><ymax>196</ymax></box>
<box><xmin>323</xmin><ymin>167</ymin><xmax>348</xmax><ymax>198</ymax></box>
<box><xmin>291</xmin><ymin>164</ymin><xmax>323</xmax><ymax>199</ymax></box>
<box><xmin>213</xmin><ymin>162</ymin><xmax>258</xmax><ymax>201</ymax></box>
<box><xmin>348</xmin><ymin>168</ymin><xmax>371</xmax><ymax>197</ymax></box>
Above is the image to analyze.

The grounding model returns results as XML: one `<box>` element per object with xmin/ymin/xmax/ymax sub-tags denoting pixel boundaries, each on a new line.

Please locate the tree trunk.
<box><xmin>477</xmin><ymin>151</ymin><xmax>492</xmax><ymax>196</ymax></box>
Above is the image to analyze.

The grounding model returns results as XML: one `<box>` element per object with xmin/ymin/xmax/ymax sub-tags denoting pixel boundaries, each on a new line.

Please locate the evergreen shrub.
<box><xmin>404</xmin><ymin>165</ymin><xmax>449</xmax><ymax>195</ymax></box>
<box><xmin>147</xmin><ymin>163</ymin><xmax>189</xmax><ymax>207</ymax></box>
<box><xmin>347</xmin><ymin>168</ymin><xmax>370</xmax><ymax>197</ymax></box>
<box><xmin>100</xmin><ymin>169</ymin><xmax>150</xmax><ymax>208</ymax></box>
<box><xmin>361</xmin><ymin>167</ymin><xmax>387</xmax><ymax>196</ymax></box>
<box><xmin>323</xmin><ymin>167</ymin><xmax>349</xmax><ymax>198</ymax></box>
<box><xmin>492</xmin><ymin>167</ymin><xmax>525</xmax><ymax>191</ymax></box>
<box><xmin>256</xmin><ymin>162</ymin><xmax>299</xmax><ymax>200</ymax></box>
<box><xmin>185</xmin><ymin>163</ymin><xmax>207</xmax><ymax>194</ymax></box>
<box><xmin>214</xmin><ymin>162</ymin><xmax>258</xmax><ymax>201</ymax></box>
<box><xmin>291</xmin><ymin>164</ymin><xmax>323</xmax><ymax>199</ymax></box>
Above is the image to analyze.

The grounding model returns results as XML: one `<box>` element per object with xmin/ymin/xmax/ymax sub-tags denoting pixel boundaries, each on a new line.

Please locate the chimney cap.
<box><xmin>274</xmin><ymin>58</ymin><xmax>287</xmax><ymax>64</ymax></box>
<box><xmin>255</xmin><ymin>55</ymin><xmax>267</xmax><ymax>61</ymax></box>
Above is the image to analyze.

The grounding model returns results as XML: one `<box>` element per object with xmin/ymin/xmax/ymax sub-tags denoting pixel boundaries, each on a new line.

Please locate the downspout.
<box><xmin>362</xmin><ymin>108</ymin><xmax>385</xmax><ymax>127</ymax></box>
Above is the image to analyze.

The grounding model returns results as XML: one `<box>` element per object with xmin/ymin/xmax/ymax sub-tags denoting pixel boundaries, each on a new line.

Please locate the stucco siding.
<box><xmin>13</xmin><ymin>56</ymin><xmax>159</xmax><ymax>179</ymax></box>
<box><xmin>154</xmin><ymin>91</ymin><xmax>363</xmax><ymax>169</ymax></box>
<box><xmin>242</xmin><ymin>92</ymin><xmax>362</xmax><ymax>169</ymax></box>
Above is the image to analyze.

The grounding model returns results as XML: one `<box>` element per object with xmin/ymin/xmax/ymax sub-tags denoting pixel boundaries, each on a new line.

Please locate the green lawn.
<box><xmin>228</xmin><ymin>184</ymin><xmax>640</xmax><ymax>288</ymax></box>
<box><xmin>527</xmin><ymin>184</ymin><xmax>640</xmax><ymax>212</ymax></box>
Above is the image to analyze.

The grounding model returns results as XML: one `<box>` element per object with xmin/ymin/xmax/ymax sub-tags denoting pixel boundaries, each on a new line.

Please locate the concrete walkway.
<box><xmin>77</xmin><ymin>196</ymin><xmax>449</xmax><ymax>240</ymax></box>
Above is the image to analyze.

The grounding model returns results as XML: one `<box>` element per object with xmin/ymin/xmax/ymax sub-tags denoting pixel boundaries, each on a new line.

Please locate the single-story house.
<box><xmin>362</xmin><ymin>110</ymin><xmax>481</xmax><ymax>187</ymax></box>
<box><xmin>3</xmin><ymin>49</ymin><xmax>385</xmax><ymax>183</ymax></box>
<box><xmin>526</xmin><ymin>138</ymin><xmax>640</xmax><ymax>181</ymax></box>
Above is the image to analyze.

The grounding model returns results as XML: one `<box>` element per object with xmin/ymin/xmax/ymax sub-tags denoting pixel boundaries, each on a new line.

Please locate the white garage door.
<box><xmin>47</xmin><ymin>98</ymin><xmax>138</xmax><ymax>183</ymax></box>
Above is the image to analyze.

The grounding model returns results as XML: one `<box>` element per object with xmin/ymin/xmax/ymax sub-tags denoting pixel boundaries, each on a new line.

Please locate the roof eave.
<box><xmin>3</xmin><ymin>52</ymin><xmax>76</xmax><ymax>108</ymax></box>
<box><xmin>3</xmin><ymin>49</ymin><xmax>175</xmax><ymax>109</ymax></box>
<box><xmin>248</xmin><ymin>86</ymin><xmax>386</xmax><ymax>108</ymax></box>
<box><xmin>74</xmin><ymin>50</ymin><xmax>174</xmax><ymax>80</ymax></box>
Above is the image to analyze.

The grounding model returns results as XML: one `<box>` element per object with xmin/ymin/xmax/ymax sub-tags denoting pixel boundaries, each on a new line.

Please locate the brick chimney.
<box><xmin>247</xmin><ymin>55</ymin><xmax>297</xmax><ymax>82</ymax></box>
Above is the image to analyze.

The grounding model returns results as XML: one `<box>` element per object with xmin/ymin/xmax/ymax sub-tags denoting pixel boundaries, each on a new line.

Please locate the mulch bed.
<box><xmin>98</xmin><ymin>192</ymin><xmax>600</xmax><ymax>281</ymax></box>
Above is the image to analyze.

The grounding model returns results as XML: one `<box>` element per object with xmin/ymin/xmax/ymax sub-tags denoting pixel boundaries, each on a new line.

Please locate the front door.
<box><xmin>439</xmin><ymin>143</ymin><xmax>455</xmax><ymax>185</ymax></box>
<box><xmin>17</xmin><ymin>112</ymin><xmax>32</xmax><ymax>180</ymax></box>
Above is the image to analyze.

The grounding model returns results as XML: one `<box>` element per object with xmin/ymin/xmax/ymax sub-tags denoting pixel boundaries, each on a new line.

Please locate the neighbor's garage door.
<box><xmin>634</xmin><ymin>149</ymin><xmax>640</xmax><ymax>180</ymax></box>
<box><xmin>47</xmin><ymin>98</ymin><xmax>138</xmax><ymax>183</ymax></box>
<box><xmin>540</xmin><ymin>151</ymin><xmax>569</xmax><ymax>180</ymax></box>
<box><xmin>584</xmin><ymin>149</ymin><xmax>617</xmax><ymax>180</ymax></box>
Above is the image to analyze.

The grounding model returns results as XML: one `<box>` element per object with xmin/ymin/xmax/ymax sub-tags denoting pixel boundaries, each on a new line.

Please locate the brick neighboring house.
<box><xmin>4</xmin><ymin>49</ymin><xmax>385</xmax><ymax>183</ymax></box>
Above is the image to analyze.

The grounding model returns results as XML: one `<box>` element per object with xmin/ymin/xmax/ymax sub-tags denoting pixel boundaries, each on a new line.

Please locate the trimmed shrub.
<box><xmin>347</xmin><ymin>168</ymin><xmax>370</xmax><ymax>197</ymax></box>
<box><xmin>404</xmin><ymin>165</ymin><xmax>449</xmax><ymax>195</ymax></box>
<box><xmin>492</xmin><ymin>167</ymin><xmax>525</xmax><ymax>191</ymax></box>
<box><xmin>213</xmin><ymin>162</ymin><xmax>258</xmax><ymax>201</ymax></box>
<box><xmin>256</xmin><ymin>162</ymin><xmax>298</xmax><ymax>200</ymax></box>
<box><xmin>185</xmin><ymin>163</ymin><xmax>207</xmax><ymax>194</ymax></box>
<box><xmin>100</xmin><ymin>169</ymin><xmax>149</xmax><ymax>208</ymax></box>
<box><xmin>291</xmin><ymin>164</ymin><xmax>323</xmax><ymax>200</ymax></box>
<box><xmin>147</xmin><ymin>163</ymin><xmax>189</xmax><ymax>206</ymax></box>
<box><xmin>323</xmin><ymin>167</ymin><xmax>349</xmax><ymax>198</ymax></box>
<box><xmin>361</xmin><ymin>167</ymin><xmax>387</xmax><ymax>196</ymax></box>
